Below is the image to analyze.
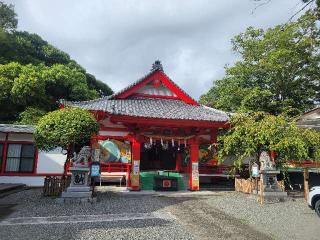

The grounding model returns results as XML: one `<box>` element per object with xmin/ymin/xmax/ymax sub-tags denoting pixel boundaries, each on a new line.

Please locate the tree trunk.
<box><xmin>63</xmin><ymin>145</ymin><xmax>74</xmax><ymax>175</ymax></box>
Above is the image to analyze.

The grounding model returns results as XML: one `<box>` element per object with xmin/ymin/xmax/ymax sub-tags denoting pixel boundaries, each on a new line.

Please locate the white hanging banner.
<box><xmin>133</xmin><ymin>160</ymin><xmax>140</xmax><ymax>175</ymax></box>
<box><xmin>192</xmin><ymin>162</ymin><xmax>199</xmax><ymax>181</ymax></box>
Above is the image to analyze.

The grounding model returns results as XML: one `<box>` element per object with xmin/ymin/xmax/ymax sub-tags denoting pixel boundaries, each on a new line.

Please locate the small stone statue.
<box><xmin>72</xmin><ymin>146</ymin><xmax>92</xmax><ymax>167</ymax></box>
<box><xmin>259</xmin><ymin>151</ymin><xmax>275</xmax><ymax>170</ymax></box>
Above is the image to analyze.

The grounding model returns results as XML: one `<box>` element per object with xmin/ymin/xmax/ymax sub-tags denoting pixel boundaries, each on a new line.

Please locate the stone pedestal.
<box><xmin>57</xmin><ymin>166</ymin><xmax>95</xmax><ymax>204</ymax></box>
<box><xmin>259</xmin><ymin>170</ymin><xmax>287</xmax><ymax>200</ymax></box>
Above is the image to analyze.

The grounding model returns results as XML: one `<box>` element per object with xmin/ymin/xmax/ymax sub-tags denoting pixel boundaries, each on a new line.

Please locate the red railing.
<box><xmin>100</xmin><ymin>162</ymin><xmax>132</xmax><ymax>187</ymax></box>
<box><xmin>66</xmin><ymin>161</ymin><xmax>131</xmax><ymax>173</ymax></box>
<box><xmin>100</xmin><ymin>162</ymin><xmax>131</xmax><ymax>173</ymax></box>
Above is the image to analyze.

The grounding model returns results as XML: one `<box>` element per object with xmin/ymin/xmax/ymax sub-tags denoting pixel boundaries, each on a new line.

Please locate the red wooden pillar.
<box><xmin>189</xmin><ymin>139</ymin><xmax>199</xmax><ymax>191</ymax></box>
<box><xmin>90</xmin><ymin>134</ymin><xmax>98</xmax><ymax>147</ymax></box>
<box><xmin>1</xmin><ymin>133</ymin><xmax>8</xmax><ymax>174</ymax></box>
<box><xmin>130</xmin><ymin>137</ymin><xmax>141</xmax><ymax>191</ymax></box>
<box><xmin>270</xmin><ymin>150</ymin><xmax>276</xmax><ymax>163</ymax></box>
<box><xmin>211</xmin><ymin>128</ymin><xmax>218</xmax><ymax>144</ymax></box>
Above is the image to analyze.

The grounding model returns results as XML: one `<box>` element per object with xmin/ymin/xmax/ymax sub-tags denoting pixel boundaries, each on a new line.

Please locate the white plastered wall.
<box><xmin>37</xmin><ymin>148</ymin><xmax>66</xmax><ymax>174</ymax></box>
<box><xmin>0</xmin><ymin>132</ymin><xmax>65</xmax><ymax>186</ymax></box>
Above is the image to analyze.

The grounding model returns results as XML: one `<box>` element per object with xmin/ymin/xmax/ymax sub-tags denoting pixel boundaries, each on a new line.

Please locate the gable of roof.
<box><xmin>110</xmin><ymin>61</ymin><xmax>199</xmax><ymax>106</ymax></box>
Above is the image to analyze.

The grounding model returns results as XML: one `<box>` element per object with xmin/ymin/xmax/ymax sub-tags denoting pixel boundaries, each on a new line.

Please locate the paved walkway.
<box><xmin>0</xmin><ymin>184</ymin><xmax>25</xmax><ymax>194</ymax></box>
<box><xmin>0</xmin><ymin>212</ymin><xmax>175</xmax><ymax>226</ymax></box>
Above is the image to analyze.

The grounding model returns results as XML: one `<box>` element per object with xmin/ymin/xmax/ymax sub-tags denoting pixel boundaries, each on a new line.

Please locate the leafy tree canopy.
<box><xmin>200</xmin><ymin>12</ymin><xmax>320</xmax><ymax>116</ymax></box>
<box><xmin>0</xmin><ymin>1</ymin><xmax>17</xmax><ymax>32</ymax></box>
<box><xmin>35</xmin><ymin>108</ymin><xmax>99</xmax><ymax>151</ymax></box>
<box><xmin>0</xmin><ymin>30</ymin><xmax>113</xmax><ymax>98</ymax></box>
<box><xmin>0</xmin><ymin>62</ymin><xmax>100</xmax><ymax>123</ymax></box>
<box><xmin>220</xmin><ymin>112</ymin><xmax>320</xmax><ymax>169</ymax></box>
<box><xmin>0</xmin><ymin>1</ymin><xmax>113</xmax><ymax>123</ymax></box>
<box><xmin>17</xmin><ymin>107</ymin><xmax>46</xmax><ymax>125</ymax></box>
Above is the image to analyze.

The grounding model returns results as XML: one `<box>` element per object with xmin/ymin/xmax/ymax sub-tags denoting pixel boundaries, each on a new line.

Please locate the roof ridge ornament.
<box><xmin>151</xmin><ymin>60</ymin><xmax>163</xmax><ymax>72</ymax></box>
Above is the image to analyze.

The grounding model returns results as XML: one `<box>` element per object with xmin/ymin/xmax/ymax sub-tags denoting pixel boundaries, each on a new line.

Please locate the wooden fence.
<box><xmin>43</xmin><ymin>176</ymin><xmax>71</xmax><ymax>197</ymax></box>
<box><xmin>235</xmin><ymin>178</ymin><xmax>285</xmax><ymax>194</ymax></box>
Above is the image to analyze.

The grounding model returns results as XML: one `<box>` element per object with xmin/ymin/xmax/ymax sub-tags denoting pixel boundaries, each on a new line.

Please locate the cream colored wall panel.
<box><xmin>8</xmin><ymin>133</ymin><xmax>34</xmax><ymax>142</ymax></box>
<box><xmin>0</xmin><ymin>133</ymin><xmax>6</xmax><ymax>141</ymax></box>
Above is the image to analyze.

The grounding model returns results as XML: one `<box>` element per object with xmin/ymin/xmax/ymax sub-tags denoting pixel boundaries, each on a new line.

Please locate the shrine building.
<box><xmin>66</xmin><ymin>61</ymin><xmax>230</xmax><ymax>191</ymax></box>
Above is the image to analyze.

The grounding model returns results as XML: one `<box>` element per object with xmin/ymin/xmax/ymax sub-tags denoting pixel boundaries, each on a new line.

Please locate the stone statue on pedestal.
<box><xmin>259</xmin><ymin>151</ymin><xmax>287</xmax><ymax>200</ymax></box>
<box><xmin>57</xmin><ymin>146</ymin><xmax>95</xmax><ymax>204</ymax></box>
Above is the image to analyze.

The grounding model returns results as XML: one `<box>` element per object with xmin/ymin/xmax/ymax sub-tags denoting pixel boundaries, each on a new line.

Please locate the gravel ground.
<box><xmin>205</xmin><ymin>192</ymin><xmax>320</xmax><ymax>240</ymax></box>
<box><xmin>0</xmin><ymin>188</ymin><xmax>317</xmax><ymax>240</ymax></box>
<box><xmin>0</xmin><ymin>188</ymin><xmax>195</xmax><ymax>240</ymax></box>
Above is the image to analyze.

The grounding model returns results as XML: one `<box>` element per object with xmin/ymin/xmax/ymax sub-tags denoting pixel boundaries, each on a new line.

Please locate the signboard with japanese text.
<box><xmin>90</xmin><ymin>162</ymin><xmax>101</xmax><ymax>177</ymax></box>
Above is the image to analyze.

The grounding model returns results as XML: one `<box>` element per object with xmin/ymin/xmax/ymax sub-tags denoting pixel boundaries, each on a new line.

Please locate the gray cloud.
<box><xmin>8</xmin><ymin>0</ymin><xmax>304</xmax><ymax>99</ymax></box>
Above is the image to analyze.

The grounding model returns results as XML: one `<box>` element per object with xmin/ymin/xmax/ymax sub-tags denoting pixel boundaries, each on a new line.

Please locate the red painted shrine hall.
<box><xmin>66</xmin><ymin>61</ymin><xmax>230</xmax><ymax>191</ymax></box>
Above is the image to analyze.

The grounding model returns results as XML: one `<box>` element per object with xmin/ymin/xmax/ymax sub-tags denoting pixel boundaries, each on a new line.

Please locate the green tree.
<box><xmin>0</xmin><ymin>1</ymin><xmax>113</xmax><ymax>105</ymax></box>
<box><xmin>35</xmin><ymin>108</ymin><xmax>99</xmax><ymax>151</ymax></box>
<box><xmin>220</xmin><ymin>112</ymin><xmax>320</xmax><ymax>169</ymax></box>
<box><xmin>17</xmin><ymin>107</ymin><xmax>46</xmax><ymax>125</ymax></box>
<box><xmin>42</xmin><ymin>64</ymin><xmax>99</xmax><ymax>101</ymax></box>
<box><xmin>35</xmin><ymin>108</ymin><xmax>99</xmax><ymax>172</ymax></box>
<box><xmin>0</xmin><ymin>1</ymin><xmax>17</xmax><ymax>32</ymax></box>
<box><xmin>0</xmin><ymin>62</ymin><xmax>102</xmax><ymax>122</ymax></box>
<box><xmin>11</xmin><ymin>64</ymin><xmax>46</xmax><ymax>105</ymax></box>
<box><xmin>85</xmin><ymin>73</ymin><xmax>113</xmax><ymax>97</ymax></box>
<box><xmin>200</xmin><ymin>12</ymin><xmax>320</xmax><ymax>115</ymax></box>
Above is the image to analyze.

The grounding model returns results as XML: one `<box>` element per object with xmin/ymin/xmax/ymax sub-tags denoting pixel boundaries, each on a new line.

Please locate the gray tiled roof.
<box><xmin>0</xmin><ymin>124</ymin><xmax>35</xmax><ymax>133</ymax></box>
<box><xmin>67</xmin><ymin>98</ymin><xmax>229</xmax><ymax>122</ymax></box>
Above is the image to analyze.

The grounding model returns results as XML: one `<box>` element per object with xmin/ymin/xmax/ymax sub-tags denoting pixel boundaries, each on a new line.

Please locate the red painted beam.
<box><xmin>95</xmin><ymin>135</ymin><xmax>133</xmax><ymax>141</ymax></box>
<box><xmin>99</xmin><ymin>126</ymin><xmax>130</xmax><ymax>132</ymax></box>
<box><xmin>131</xmin><ymin>93</ymin><xmax>179</xmax><ymax>100</ymax></box>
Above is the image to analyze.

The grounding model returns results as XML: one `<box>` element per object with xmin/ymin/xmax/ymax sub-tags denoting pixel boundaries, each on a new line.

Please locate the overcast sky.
<box><xmin>7</xmin><ymin>0</ymin><xmax>304</xmax><ymax>100</ymax></box>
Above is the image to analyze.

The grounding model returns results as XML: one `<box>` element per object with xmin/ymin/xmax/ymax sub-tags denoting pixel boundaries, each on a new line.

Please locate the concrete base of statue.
<box><xmin>57</xmin><ymin>166</ymin><xmax>95</xmax><ymax>204</ymax></box>
<box><xmin>258</xmin><ymin>169</ymin><xmax>287</xmax><ymax>201</ymax></box>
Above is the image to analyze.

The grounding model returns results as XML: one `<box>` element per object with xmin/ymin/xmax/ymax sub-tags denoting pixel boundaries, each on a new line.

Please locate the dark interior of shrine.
<box><xmin>140</xmin><ymin>141</ymin><xmax>185</xmax><ymax>171</ymax></box>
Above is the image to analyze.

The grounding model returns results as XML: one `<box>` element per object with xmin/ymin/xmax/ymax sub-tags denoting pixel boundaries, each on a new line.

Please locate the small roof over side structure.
<box><xmin>0</xmin><ymin>124</ymin><xmax>35</xmax><ymax>134</ymax></box>
<box><xmin>297</xmin><ymin>107</ymin><xmax>320</xmax><ymax>130</ymax></box>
